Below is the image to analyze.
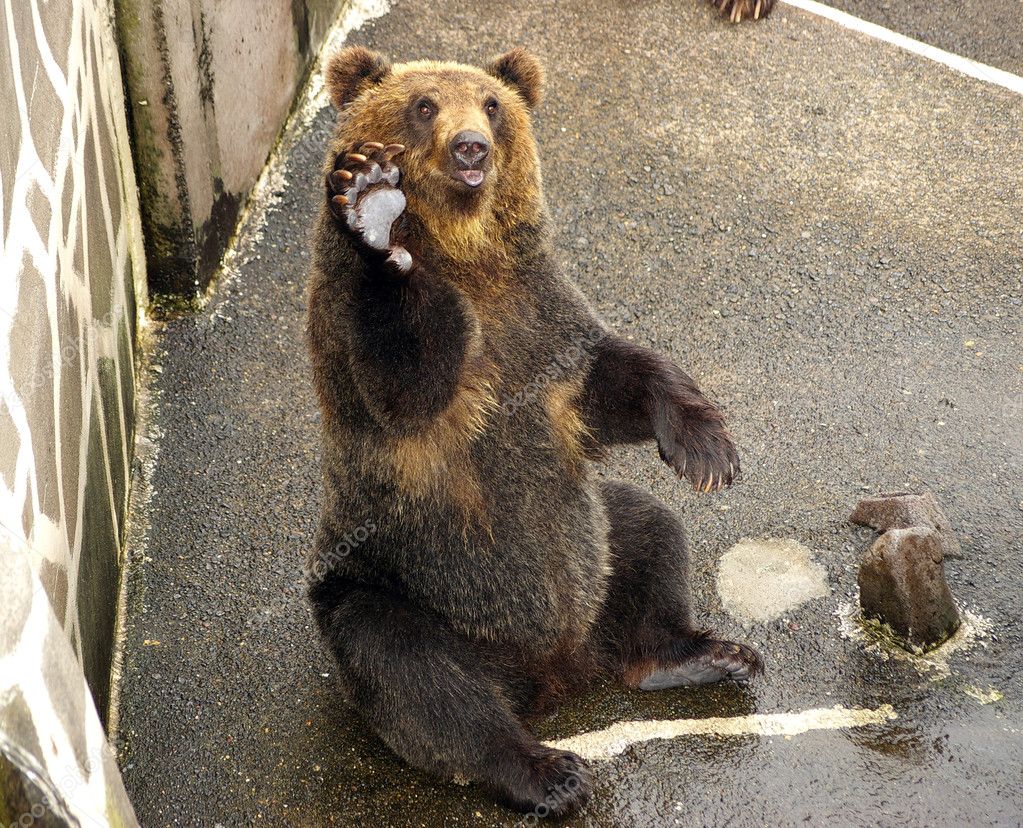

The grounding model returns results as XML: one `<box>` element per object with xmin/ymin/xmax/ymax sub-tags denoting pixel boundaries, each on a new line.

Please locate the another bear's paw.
<box><xmin>637</xmin><ymin>639</ymin><xmax>764</xmax><ymax>690</ymax></box>
<box><xmin>711</xmin><ymin>0</ymin><xmax>775</xmax><ymax>22</ymax></box>
<box><xmin>327</xmin><ymin>142</ymin><xmax>412</xmax><ymax>272</ymax></box>
<box><xmin>493</xmin><ymin>746</ymin><xmax>592</xmax><ymax>818</ymax></box>
<box><xmin>656</xmin><ymin>412</ymin><xmax>740</xmax><ymax>493</ymax></box>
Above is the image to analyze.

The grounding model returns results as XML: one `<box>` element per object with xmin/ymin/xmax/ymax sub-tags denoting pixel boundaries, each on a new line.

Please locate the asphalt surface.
<box><xmin>827</xmin><ymin>0</ymin><xmax>1023</xmax><ymax>77</ymax></box>
<box><xmin>115</xmin><ymin>0</ymin><xmax>1023</xmax><ymax>825</ymax></box>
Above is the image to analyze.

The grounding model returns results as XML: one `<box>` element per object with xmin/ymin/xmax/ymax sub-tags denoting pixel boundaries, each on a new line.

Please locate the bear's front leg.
<box><xmin>581</xmin><ymin>336</ymin><xmax>740</xmax><ymax>491</ymax></box>
<box><xmin>318</xmin><ymin>142</ymin><xmax>479</xmax><ymax>434</ymax></box>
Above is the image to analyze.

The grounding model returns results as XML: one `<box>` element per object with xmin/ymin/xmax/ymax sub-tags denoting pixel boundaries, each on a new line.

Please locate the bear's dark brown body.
<box><xmin>306</xmin><ymin>47</ymin><xmax>761</xmax><ymax>817</ymax></box>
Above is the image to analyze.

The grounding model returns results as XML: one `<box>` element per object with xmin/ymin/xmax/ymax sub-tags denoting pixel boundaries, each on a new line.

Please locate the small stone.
<box><xmin>858</xmin><ymin>527</ymin><xmax>960</xmax><ymax>651</ymax></box>
<box><xmin>850</xmin><ymin>490</ymin><xmax>961</xmax><ymax>558</ymax></box>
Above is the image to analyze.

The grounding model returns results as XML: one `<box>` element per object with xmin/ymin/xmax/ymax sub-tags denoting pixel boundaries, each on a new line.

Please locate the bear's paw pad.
<box><xmin>328</xmin><ymin>142</ymin><xmax>409</xmax><ymax>265</ymax></box>
<box><xmin>351</xmin><ymin>187</ymin><xmax>406</xmax><ymax>250</ymax></box>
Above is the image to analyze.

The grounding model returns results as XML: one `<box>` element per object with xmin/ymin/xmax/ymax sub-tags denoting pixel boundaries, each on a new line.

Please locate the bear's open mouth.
<box><xmin>452</xmin><ymin>169</ymin><xmax>486</xmax><ymax>188</ymax></box>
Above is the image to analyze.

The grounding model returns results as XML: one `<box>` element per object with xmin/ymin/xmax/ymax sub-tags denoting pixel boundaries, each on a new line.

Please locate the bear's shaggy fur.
<box><xmin>306</xmin><ymin>46</ymin><xmax>762</xmax><ymax>817</ymax></box>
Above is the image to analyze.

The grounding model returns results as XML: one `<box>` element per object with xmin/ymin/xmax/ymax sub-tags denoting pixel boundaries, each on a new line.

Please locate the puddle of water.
<box><xmin>717</xmin><ymin>538</ymin><xmax>830</xmax><ymax>622</ymax></box>
<box><xmin>836</xmin><ymin>601</ymin><xmax>992</xmax><ymax>680</ymax></box>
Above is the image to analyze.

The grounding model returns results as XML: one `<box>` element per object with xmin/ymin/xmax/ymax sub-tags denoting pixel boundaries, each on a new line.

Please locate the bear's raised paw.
<box><xmin>327</xmin><ymin>142</ymin><xmax>412</xmax><ymax>272</ymax></box>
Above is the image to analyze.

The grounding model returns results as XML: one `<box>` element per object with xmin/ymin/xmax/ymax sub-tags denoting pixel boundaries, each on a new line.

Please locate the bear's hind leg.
<box><xmin>594</xmin><ymin>480</ymin><xmax>763</xmax><ymax>689</ymax></box>
<box><xmin>310</xmin><ymin>579</ymin><xmax>592</xmax><ymax>816</ymax></box>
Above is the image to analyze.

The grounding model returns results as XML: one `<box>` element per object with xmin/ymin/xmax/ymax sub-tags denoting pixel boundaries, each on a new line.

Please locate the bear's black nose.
<box><xmin>450</xmin><ymin>130</ymin><xmax>490</xmax><ymax>168</ymax></box>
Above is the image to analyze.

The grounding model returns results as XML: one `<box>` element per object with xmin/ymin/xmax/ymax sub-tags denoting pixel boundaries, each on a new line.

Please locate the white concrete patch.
<box><xmin>836</xmin><ymin>601</ymin><xmax>992</xmax><ymax>680</ymax></box>
<box><xmin>547</xmin><ymin>704</ymin><xmax>897</xmax><ymax>762</ymax></box>
<box><xmin>781</xmin><ymin>0</ymin><xmax>1023</xmax><ymax>98</ymax></box>
<box><xmin>717</xmin><ymin>538</ymin><xmax>829</xmax><ymax>622</ymax></box>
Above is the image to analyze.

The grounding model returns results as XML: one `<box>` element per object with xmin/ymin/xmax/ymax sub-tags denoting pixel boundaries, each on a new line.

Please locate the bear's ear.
<box><xmin>486</xmin><ymin>48</ymin><xmax>544</xmax><ymax>110</ymax></box>
<box><xmin>325</xmin><ymin>46</ymin><xmax>391</xmax><ymax>110</ymax></box>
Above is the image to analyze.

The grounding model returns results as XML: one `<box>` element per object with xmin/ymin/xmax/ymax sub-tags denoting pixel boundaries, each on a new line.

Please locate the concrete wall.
<box><xmin>0</xmin><ymin>0</ymin><xmax>143</xmax><ymax>824</ymax></box>
<box><xmin>115</xmin><ymin>0</ymin><xmax>342</xmax><ymax>294</ymax></box>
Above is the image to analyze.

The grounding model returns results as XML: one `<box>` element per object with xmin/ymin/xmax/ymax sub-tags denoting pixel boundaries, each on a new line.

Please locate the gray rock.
<box><xmin>849</xmin><ymin>490</ymin><xmax>962</xmax><ymax>558</ymax></box>
<box><xmin>857</xmin><ymin>527</ymin><xmax>961</xmax><ymax>651</ymax></box>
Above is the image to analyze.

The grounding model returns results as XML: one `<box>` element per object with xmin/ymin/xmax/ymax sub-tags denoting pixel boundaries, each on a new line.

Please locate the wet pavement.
<box><xmin>115</xmin><ymin>0</ymin><xmax>1023</xmax><ymax>825</ymax></box>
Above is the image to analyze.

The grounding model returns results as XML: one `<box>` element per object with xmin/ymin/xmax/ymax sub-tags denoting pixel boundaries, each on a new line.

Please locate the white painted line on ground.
<box><xmin>546</xmin><ymin>704</ymin><xmax>897</xmax><ymax>762</ymax></box>
<box><xmin>781</xmin><ymin>0</ymin><xmax>1023</xmax><ymax>98</ymax></box>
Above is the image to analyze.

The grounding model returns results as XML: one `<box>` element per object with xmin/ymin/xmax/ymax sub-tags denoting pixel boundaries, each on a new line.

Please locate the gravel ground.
<box><xmin>115</xmin><ymin>1</ymin><xmax>1023</xmax><ymax>825</ymax></box>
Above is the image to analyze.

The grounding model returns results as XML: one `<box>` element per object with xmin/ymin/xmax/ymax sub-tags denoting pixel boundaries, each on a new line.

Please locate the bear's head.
<box><xmin>324</xmin><ymin>47</ymin><xmax>545</xmax><ymax>261</ymax></box>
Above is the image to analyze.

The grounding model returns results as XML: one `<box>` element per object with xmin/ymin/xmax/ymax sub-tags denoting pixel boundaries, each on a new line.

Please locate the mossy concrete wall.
<box><xmin>115</xmin><ymin>0</ymin><xmax>342</xmax><ymax>295</ymax></box>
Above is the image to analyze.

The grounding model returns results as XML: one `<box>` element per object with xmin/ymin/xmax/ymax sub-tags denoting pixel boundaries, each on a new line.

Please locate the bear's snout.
<box><xmin>450</xmin><ymin>130</ymin><xmax>490</xmax><ymax>168</ymax></box>
<box><xmin>449</xmin><ymin>130</ymin><xmax>490</xmax><ymax>188</ymax></box>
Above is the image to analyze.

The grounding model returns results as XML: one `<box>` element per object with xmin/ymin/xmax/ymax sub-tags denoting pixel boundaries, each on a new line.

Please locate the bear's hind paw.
<box><xmin>490</xmin><ymin>746</ymin><xmax>593</xmax><ymax>818</ymax></box>
<box><xmin>633</xmin><ymin>638</ymin><xmax>764</xmax><ymax>690</ymax></box>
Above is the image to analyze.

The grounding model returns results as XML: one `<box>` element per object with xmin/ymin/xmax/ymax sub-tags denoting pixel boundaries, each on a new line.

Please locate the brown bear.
<box><xmin>306</xmin><ymin>46</ymin><xmax>762</xmax><ymax>817</ymax></box>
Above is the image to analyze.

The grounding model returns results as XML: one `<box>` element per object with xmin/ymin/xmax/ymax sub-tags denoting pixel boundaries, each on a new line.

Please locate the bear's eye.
<box><xmin>485</xmin><ymin>99</ymin><xmax>499</xmax><ymax>116</ymax></box>
<box><xmin>416</xmin><ymin>99</ymin><xmax>435</xmax><ymax>120</ymax></box>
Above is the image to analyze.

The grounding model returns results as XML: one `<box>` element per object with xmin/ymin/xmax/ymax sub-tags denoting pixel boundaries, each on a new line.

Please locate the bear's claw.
<box><xmin>712</xmin><ymin>0</ymin><xmax>775</xmax><ymax>22</ymax></box>
<box><xmin>327</xmin><ymin>142</ymin><xmax>411</xmax><ymax>271</ymax></box>
<box><xmin>656</xmin><ymin>414</ymin><xmax>740</xmax><ymax>493</ymax></box>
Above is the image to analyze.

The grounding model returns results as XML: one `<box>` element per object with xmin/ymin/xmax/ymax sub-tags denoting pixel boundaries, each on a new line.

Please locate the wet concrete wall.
<box><xmin>0</xmin><ymin>0</ymin><xmax>144</xmax><ymax>824</ymax></box>
<box><xmin>115</xmin><ymin>0</ymin><xmax>342</xmax><ymax>294</ymax></box>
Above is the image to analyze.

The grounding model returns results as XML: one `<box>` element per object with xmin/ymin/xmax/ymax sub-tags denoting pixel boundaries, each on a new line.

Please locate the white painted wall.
<box><xmin>0</xmin><ymin>0</ymin><xmax>144</xmax><ymax>823</ymax></box>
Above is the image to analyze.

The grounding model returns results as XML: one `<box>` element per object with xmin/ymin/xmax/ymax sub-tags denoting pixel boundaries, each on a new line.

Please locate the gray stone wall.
<box><xmin>115</xmin><ymin>0</ymin><xmax>342</xmax><ymax>294</ymax></box>
<box><xmin>0</xmin><ymin>0</ymin><xmax>143</xmax><ymax>823</ymax></box>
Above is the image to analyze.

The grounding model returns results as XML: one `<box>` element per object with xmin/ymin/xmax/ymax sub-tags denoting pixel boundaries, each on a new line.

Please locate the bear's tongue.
<box><xmin>455</xmin><ymin>169</ymin><xmax>485</xmax><ymax>187</ymax></box>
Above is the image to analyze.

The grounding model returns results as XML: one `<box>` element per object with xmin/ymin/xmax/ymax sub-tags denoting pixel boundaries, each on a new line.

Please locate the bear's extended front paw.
<box><xmin>711</xmin><ymin>0</ymin><xmax>774</xmax><ymax>22</ymax></box>
<box><xmin>656</xmin><ymin>411</ymin><xmax>740</xmax><ymax>493</ymax></box>
<box><xmin>327</xmin><ymin>141</ymin><xmax>412</xmax><ymax>272</ymax></box>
